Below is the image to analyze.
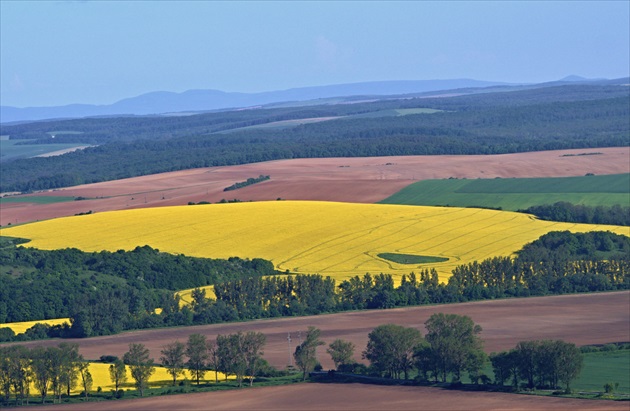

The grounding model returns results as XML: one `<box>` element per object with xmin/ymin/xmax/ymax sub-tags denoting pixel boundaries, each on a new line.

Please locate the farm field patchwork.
<box><xmin>573</xmin><ymin>349</ymin><xmax>630</xmax><ymax>394</ymax></box>
<box><xmin>380</xmin><ymin>173</ymin><xmax>630</xmax><ymax>210</ymax></box>
<box><xmin>1</xmin><ymin>201</ymin><xmax>628</xmax><ymax>283</ymax></box>
<box><xmin>2</xmin><ymin>147</ymin><xmax>629</xmax><ymax>227</ymax></box>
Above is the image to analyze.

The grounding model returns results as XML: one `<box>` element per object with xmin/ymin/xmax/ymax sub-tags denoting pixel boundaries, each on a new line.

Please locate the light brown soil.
<box><xmin>15</xmin><ymin>292</ymin><xmax>629</xmax><ymax>411</ymax></box>
<box><xmin>34</xmin><ymin>383</ymin><xmax>630</xmax><ymax>411</ymax></box>
<box><xmin>9</xmin><ymin>291</ymin><xmax>629</xmax><ymax>371</ymax></box>
<box><xmin>2</xmin><ymin>147</ymin><xmax>628</xmax><ymax>226</ymax></box>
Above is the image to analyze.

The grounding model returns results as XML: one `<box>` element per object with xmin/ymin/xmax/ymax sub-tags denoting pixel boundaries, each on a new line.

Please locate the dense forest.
<box><xmin>0</xmin><ymin>244</ymin><xmax>275</xmax><ymax>329</ymax></box>
<box><xmin>1</xmin><ymin>231</ymin><xmax>627</xmax><ymax>341</ymax></box>
<box><xmin>1</xmin><ymin>84</ymin><xmax>628</xmax><ymax>192</ymax></box>
<box><xmin>522</xmin><ymin>202</ymin><xmax>630</xmax><ymax>226</ymax></box>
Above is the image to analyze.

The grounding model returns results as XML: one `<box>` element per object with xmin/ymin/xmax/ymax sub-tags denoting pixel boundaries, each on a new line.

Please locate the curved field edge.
<box><xmin>1</xmin><ymin>201</ymin><xmax>628</xmax><ymax>283</ymax></box>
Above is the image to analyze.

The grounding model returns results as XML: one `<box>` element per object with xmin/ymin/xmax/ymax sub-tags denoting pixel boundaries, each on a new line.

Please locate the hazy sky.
<box><xmin>1</xmin><ymin>1</ymin><xmax>629</xmax><ymax>107</ymax></box>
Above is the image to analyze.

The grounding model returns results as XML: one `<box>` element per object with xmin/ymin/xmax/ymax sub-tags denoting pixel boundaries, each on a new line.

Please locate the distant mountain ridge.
<box><xmin>1</xmin><ymin>79</ymin><xmax>510</xmax><ymax>123</ymax></box>
<box><xmin>2</xmin><ymin>77</ymin><xmax>625</xmax><ymax>123</ymax></box>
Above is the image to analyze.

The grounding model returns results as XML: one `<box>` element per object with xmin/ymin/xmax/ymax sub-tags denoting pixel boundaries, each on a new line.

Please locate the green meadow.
<box><xmin>380</xmin><ymin>174</ymin><xmax>630</xmax><ymax>210</ymax></box>
<box><xmin>573</xmin><ymin>349</ymin><xmax>630</xmax><ymax>394</ymax></box>
<box><xmin>0</xmin><ymin>196</ymin><xmax>77</xmax><ymax>204</ymax></box>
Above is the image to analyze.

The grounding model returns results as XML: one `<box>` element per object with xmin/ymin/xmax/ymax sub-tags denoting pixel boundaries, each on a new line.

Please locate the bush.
<box><xmin>99</xmin><ymin>355</ymin><xmax>119</xmax><ymax>363</ymax></box>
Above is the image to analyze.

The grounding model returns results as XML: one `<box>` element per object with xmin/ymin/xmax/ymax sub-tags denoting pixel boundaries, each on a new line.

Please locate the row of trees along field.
<box><xmin>521</xmin><ymin>202</ymin><xmax>630</xmax><ymax>226</ymax></box>
<box><xmin>1</xmin><ymin>84</ymin><xmax>628</xmax><ymax>193</ymax></box>
<box><xmin>1</xmin><ymin>231</ymin><xmax>628</xmax><ymax>342</ymax></box>
<box><xmin>1</xmin><ymin>314</ymin><xmax>591</xmax><ymax>407</ymax></box>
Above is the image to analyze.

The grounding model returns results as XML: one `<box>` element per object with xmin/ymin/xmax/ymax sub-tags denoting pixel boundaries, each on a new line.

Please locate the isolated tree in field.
<box><xmin>186</xmin><ymin>334</ymin><xmax>209</xmax><ymax>385</ymax></box>
<box><xmin>363</xmin><ymin>324</ymin><xmax>423</xmax><ymax>380</ymax></box>
<box><xmin>327</xmin><ymin>339</ymin><xmax>356</xmax><ymax>369</ymax></box>
<box><xmin>108</xmin><ymin>358</ymin><xmax>127</xmax><ymax>392</ymax></box>
<box><xmin>160</xmin><ymin>341</ymin><xmax>186</xmax><ymax>386</ymax></box>
<box><xmin>122</xmin><ymin>343</ymin><xmax>155</xmax><ymax>397</ymax></box>
<box><xmin>294</xmin><ymin>326</ymin><xmax>325</xmax><ymax>380</ymax></box>
<box><xmin>423</xmin><ymin>313</ymin><xmax>485</xmax><ymax>382</ymax></box>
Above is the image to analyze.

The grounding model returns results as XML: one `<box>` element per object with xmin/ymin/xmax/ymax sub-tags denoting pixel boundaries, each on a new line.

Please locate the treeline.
<box><xmin>1</xmin><ymin>85</ymin><xmax>628</xmax><ymax>193</ymax></box>
<box><xmin>189</xmin><ymin>231</ymin><xmax>629</xmax><ymax>321</ymax></box>
<box><xmin>357</xmin><ymin>315</ymin><xmax>583</xmax><ymax>392</ymax></box>
<box><xmin>1</xmin><ymin>231</ymin><xmax>628</xmax><ymax>342</ymax></box>
<box><xmin>0</xmin><ymin>343</ymin><xmax>92</xmax><ymax>405</ymax></box>
<box><xmin>223</xmin><ymin>175</ymin><xmax>270</xmax><ymax>191</ymax></box>
<box><xmin>523</xmin><ymin>202</ymin><xmax>630</xmax><ymax>226</ymax></box>
<box><xmin>0</xmin><ymin>314</ymin><xmax>589</xmax><ymax>407</ymax></box>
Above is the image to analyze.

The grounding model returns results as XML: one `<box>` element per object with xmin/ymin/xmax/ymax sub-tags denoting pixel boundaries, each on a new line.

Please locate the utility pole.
<box><xmin>287</xmin><ymin>332</ymin><xmax>292</xmax><ymax>366</ymax></box>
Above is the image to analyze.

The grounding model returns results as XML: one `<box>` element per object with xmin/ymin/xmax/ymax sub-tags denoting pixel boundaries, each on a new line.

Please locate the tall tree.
<box><xmin>293</xmin><ymin>326</ymin><xmax>325</xmax><ymax>381</ymax></box>
<box><xmin>160</xmin><ymin>341</ymin><xmax>186</xmax><ymax>386</ymax></box>
<box><xmin>30</xmin><ymin>346</ymin><xmax>53</xmax><ymax>403</ymax></box>
<box><xmin>423</xmin><ymin>313</ymin><xmax>485</xmax><ymax>382</ymax></box>
<box><xmin>242</xmin><ymin>332</ymin><xmax>266</xmax><ymax>387</ymax></box>
<box><xmin>555</xmin><ymin>341</ymin><xmax>583</xmax><ymax>391</ymax></box>
<box><xmin>122</xmin><ymin>343</ymin><xmax>155</xmax><ymax>397</ymax></box>
<box><xmin>58</xmin><ymin>343</ymin><xmax>81</xmax><ymax>398</ymax></box>
<box><xmin>326</xmin><ymin>339</ymin><xmax>356</xmax><ymax>369</ymax></box>
<box><xmin>186</xmin><ymin>334</ymin><xmax>209</xmax><ymax>385</ymax></box>
<box><xmin>363</xmin><ymin>324</ymin><xmax>423</xmax><ymax>380</ymax></box>
<box><xmin>77</xmin><ymin>362</ymin><xmax>92</xmax><ymax>401</ymax></box>
<box><xmin>207</xmin><ymin>340</ymin><xmax>221</xmax><ymax>383</ymax></box>
<box><xmin>108</xmin><ymin>359</ymin><xmax>127</xmax><ymax>393</ymax></box>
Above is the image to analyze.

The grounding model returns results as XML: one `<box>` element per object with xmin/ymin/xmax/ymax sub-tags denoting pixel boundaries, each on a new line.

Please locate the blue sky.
<box><xmin>1</xmin><ymin>1</ymin><xmax>628</xmax><ymax>107</ymax></box>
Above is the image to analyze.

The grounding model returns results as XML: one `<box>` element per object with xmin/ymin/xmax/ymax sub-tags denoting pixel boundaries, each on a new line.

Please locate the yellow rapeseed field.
<box><xmin>0</xmin><ymin>318</ymin><xmax>70</xmax><ymax>334</ymax></box>
<box><xmin>1</xmin><ymin>201</ymin><xmax>628</xmax><ymax>284</ymax></box>
<box><xmin>27</xmin><ymin>362</ymin><xmax>227</xmax><ymax>395</ymax></box>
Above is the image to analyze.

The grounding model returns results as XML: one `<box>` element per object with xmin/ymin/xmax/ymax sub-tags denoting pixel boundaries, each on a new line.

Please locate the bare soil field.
<box><xmin>2</xmin><ymin>147</ymin><xmax>628</xmax><ymax>226</ymax></box>
<box><xmin>15</xmin><ymin>292</ymin><xmax>629</xmax><ymax>411</ymax></box>
<box><xmin>9</xmin><ymin>292</ymin><xmax>629</xmax><ymax>371</ymax></box>
<box><xmin>35</xmin><ymin>383</ymin><xmax>630</xmax><ymax>411</ymax></box>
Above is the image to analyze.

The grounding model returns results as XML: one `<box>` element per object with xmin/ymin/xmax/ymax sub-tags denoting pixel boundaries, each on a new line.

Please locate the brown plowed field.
<box><xmin>13</xmin><ymin>292</ymin><xmax>629</xmax><ymax>411</ymax></box>
<box><xmin>10</xmin><ymin>292</ymin><xmax>629</xmax><ymax>370</ymax></box>
<box><xmin>2</xmin><ymin>147</ymin><xmax>628</xmax><ymax>226</ymax></box>
<box><xmin>35</xmin><ymin>383</ymin><xmax>630</xmax><ymax>411</ymax></box>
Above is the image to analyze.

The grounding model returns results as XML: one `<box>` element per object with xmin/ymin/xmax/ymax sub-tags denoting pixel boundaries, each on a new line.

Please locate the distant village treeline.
<box><xmin>1</xmin><ymin>231</ymin><xmax>628</xmax><ymax>341</ymax></box>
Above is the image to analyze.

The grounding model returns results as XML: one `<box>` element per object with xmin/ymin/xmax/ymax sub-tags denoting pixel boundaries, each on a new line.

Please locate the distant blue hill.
<box><xmin>1</xmin><ymin>79</ymin><xmax>510</xmax><ymax>123</ymax></box>
<box><xmin>2</xmin><ymin>77</ymin><xmax>626</xmax><ymax>123</ymax></box>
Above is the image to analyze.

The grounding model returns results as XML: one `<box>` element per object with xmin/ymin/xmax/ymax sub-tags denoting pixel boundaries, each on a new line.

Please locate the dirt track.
<box><xmin>34</xmin><ymin>383</ymin><xmax>630</xmax><ymax>411</ymax></box>
<box><xmin>2</xmin><ymin>147</ymin><xmax>628</xmax><ymax>226</ymax></box>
